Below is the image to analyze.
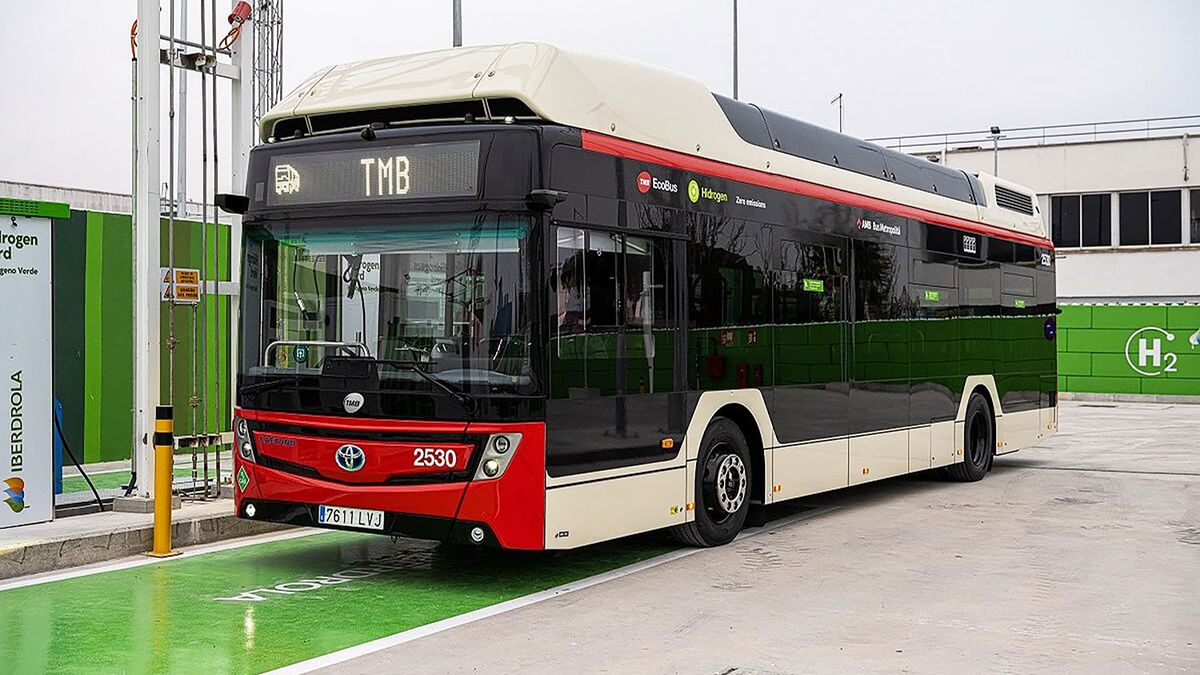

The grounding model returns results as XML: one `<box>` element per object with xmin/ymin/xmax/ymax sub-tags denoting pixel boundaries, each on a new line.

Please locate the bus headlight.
<box><xmin>493</xmin><ymin>435</ymin><xmax>510</xmax><ymax>454</ymax></box>
<box><xmin>482</xmin><ymin>458</ymin><xmax>500</xmax><ymax>477</ymax></box>
<box><xmin>473</xmin><ymin>433</ymin><xmax>522</xmax><ymax>481</ymax></box>
<box><xmin>236</xmin><ymin>417</ymin><xmax>249</xmax><ymax>440</ymax></box>
<box><xmin>239</xmin><ymin>440</ymin><xmax>255</xmax><ymax>461</ymax></box>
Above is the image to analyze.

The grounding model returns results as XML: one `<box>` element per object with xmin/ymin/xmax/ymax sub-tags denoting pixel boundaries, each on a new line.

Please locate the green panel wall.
<box><xmin>49</xmin><ymin>210</ymin><xmax>234</xmax><ymax>463</ymax></box>
<box><xmin>51</xmin><ymin>210</ymin><xmax>88</xmax><ymax>459</ymax></box>
<box><xmin>1057</xmin><ymin>304</ymin><xmax>1200</xmax><ymax>397</ymax></box>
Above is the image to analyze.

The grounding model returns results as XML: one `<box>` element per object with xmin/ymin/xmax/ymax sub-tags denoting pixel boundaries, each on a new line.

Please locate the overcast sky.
<box><xmin>1</xmin><ymin>0</ymin><xmax>1197</xmax><ymax>197</ymax></box>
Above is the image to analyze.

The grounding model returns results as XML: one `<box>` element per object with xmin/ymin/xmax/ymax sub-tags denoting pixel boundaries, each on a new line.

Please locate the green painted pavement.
<box><xmin>0</xmin><ymin>530</ymin><xmax>672</xmax><ymax>674</ymax></box>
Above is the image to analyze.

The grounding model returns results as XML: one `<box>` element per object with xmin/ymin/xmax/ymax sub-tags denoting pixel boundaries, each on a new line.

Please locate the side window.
<box><xmin>554</xmin><ymin>227</ymin><xmax>619</xmax><ymax>337</ymax></box>
<box><xmin>776</xmin><ymin>240</ymin><xmax>844</xmax><ymax>325</ymax></box>
<box><xmin>959</xmin><ymin>261</ymin><xmax>1001</xmax><ymax>316</ymax></box>
<box><xmin>853</xmin><ymin>241</ymin><xmax>910</xmax><ymax>321</ymax></box>
<box><xmin>551</xmin><ymin>226</ymin><xmax>675</xmax><ymax>398</ymax></box>
<box><xmin>688</xmin><ymin>217</ymin><xmax>770</xmax><ymax>328</ymax></box>
<box><xmin>623</xmin><ymin>235</ymin><xmax>672</xmax><ymax>329</ymax></box>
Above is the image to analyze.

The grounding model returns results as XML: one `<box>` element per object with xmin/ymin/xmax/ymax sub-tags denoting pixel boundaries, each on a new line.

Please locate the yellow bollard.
<box><xmin>149</xmin><ymin>405</ymin><xmax>179</xmax><ymax>557</ymax></box>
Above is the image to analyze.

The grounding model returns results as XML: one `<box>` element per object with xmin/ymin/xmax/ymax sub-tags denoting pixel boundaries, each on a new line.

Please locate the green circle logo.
<box><xmin>687</xmin><ymin>180</ymin><xmax>700</xmax><ymax>203</ymax></box>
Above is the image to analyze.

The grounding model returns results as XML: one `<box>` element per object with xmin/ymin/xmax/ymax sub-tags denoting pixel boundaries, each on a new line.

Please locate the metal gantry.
<box><xmin>252</xmin><ymin>0</ymin><xmax>284</xmax><ymax>128</ymax></box>
<box><xmin>132</xmin><ymin>0</ymin><xmax>257</xmax><ymax>507</ymax></box>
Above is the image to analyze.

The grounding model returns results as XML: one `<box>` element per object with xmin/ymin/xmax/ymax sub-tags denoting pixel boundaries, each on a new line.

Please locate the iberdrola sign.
<box><xmin>0</xmin><ymin>198</ymin><xmax>62</xmax><ymax>528</ymax></box>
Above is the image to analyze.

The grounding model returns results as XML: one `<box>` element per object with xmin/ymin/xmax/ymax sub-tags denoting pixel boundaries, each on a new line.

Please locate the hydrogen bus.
<box><xmin>227</xmin><ymin>43</ymin><xmax>1057</xmax><ymax>549</ymax></box>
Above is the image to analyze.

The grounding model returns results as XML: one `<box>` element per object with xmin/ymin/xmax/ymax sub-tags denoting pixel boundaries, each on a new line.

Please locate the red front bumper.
<box><xmin>234</xmin><ymin>408</ymin><xmax>546</xmax><ymax>549</ymax></box>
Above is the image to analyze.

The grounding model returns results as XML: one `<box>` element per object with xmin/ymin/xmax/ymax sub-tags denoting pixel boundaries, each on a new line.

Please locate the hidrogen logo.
<box><xmin>636</xmin><ymin>170</ymin><xmax>678</xmax><ymax>195</ymax></box>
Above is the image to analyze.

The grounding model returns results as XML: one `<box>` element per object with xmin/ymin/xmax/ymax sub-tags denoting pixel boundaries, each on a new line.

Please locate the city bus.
<box><xmin>227</xmin><ymin>42</ymin><xmax>1057</xmax><ymax>549</ymax></box>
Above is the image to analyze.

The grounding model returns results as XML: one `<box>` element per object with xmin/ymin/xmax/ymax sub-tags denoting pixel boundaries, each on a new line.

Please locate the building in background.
<box><xmin>873</xmin><ymin>117</ymin><xmax>1200</xmax><ymax>400</ymax></box>
<box><xmin>0</xmin><ymin>180</ymin><xmax>234</xmax><ymax>464</ymax></box>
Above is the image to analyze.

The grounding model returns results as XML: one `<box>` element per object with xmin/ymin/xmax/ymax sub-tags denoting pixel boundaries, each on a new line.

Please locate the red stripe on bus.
<box><xmin>580</xmin><ymin>130</ymin><xmax>1053</xmax><ymax>250</ymax></box>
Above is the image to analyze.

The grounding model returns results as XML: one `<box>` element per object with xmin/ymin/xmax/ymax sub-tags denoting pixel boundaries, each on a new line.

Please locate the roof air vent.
<box><xmin>994</xmin><ymin>185</ymin><xmax>1035</xmax><ymax>215</ymax></box>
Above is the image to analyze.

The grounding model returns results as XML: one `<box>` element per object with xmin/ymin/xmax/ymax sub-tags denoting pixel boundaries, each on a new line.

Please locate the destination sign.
<box><xmin>265</xmin><ymin>140</ymin><xmax>480</xmax><ymax>206</ymax></box>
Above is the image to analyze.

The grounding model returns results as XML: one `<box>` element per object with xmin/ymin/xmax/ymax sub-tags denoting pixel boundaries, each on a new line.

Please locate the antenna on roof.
<box><xmin>830</xmin><ymin>93</ymin><xmax>843</xmax><ymax>133</ymax></box>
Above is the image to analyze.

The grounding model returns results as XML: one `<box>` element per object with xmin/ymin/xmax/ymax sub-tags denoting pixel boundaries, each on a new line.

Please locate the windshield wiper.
<box><xmin>381</xmin><ymin>360</ymin><xmax>480</xmax><ymax>416</ymax></box>
<box><xmin>238</xmin><ymin>376</ymin><xmax>302</xmax><ymax>397</ymax></box>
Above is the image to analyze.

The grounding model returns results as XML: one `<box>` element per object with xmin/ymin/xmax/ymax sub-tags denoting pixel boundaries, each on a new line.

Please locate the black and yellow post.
<box><xmin>148</xmin><ymin>405</ymin><xmax>180</xmax><ymax>557</ymax></box>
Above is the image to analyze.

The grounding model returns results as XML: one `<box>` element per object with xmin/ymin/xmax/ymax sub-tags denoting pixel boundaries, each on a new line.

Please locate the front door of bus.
<box><xmin>546</xmin><ymin>226</ymin><xmax>685</xmax><ymax>478</ymax></box>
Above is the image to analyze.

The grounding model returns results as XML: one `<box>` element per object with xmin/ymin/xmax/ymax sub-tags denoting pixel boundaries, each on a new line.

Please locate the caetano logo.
<box><xmin>3</xmin><ymin>477</ymin><xmax>25</xmax><ymax>513</ymax></box>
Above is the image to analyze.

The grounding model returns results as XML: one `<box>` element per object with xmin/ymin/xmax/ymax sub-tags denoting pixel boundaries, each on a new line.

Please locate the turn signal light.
<box><xmin>661</xmin><ymin>438</ymin><xmax>674</xmax><ymax>449</ymax></box>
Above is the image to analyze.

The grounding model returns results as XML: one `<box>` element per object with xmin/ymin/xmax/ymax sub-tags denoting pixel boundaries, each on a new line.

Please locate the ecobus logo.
<box><xmin>1124</xmin><ymin>326</ymin><xmax>1182</xmax><ymax>377</ymax></box>
<box><xmin>636</xmin><ymin>170</ymin><xmax>677</xmax><ymax>194</ymax></box>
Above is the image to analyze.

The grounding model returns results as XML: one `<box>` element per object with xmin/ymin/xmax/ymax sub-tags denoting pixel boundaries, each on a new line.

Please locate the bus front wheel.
<box><xmin>671</xmin><ymin>417</ymin><xmax>752</xmax><ymax>547</ymax></box>
<box><xmin>947</xmin><ymin>392</ymin><xmax>994</xmax><ymax>482</ymax></box>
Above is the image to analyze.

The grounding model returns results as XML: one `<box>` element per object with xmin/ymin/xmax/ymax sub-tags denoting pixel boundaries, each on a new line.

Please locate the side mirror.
<box><xmin>525</xmin><ymin>189</ymin><xmax>567</xmax><ymax>212</ymax></box>
<box><xmin>215</xmin><ymin>193</ymin><xmax>249</xmax><ymax>215</ymax></box>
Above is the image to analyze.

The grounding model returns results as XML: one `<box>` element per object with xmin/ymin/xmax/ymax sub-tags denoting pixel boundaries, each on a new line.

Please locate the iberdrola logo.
<box><xmin>3</xmin><ymin>477</ymin><xmax>25</xmax><ymax>513</ymax></box>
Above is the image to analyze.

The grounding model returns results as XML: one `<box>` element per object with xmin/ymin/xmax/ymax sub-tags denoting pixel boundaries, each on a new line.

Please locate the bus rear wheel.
<box><xmin>947</xmin><ymin>392</ymin><xmax>994</xmax><ymax>482</ymax></box>
<box><xmin>671</xmin><ymin>417</ymin><xmax>752</xmax><ymax>547</ymax></box>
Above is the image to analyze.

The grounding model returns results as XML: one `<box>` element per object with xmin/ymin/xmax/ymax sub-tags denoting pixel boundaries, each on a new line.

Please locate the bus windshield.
<box><xmin>240</xmin><ymin>214</ymin><xmax>536</xmax><ymax>400</ymax></box>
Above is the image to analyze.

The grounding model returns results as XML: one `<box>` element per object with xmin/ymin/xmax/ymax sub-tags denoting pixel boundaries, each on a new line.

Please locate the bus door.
<box><xmin>546</xmin><ymin>226</ymin><xmax>686</xmax><ymax>478</ymax></box>
<box><xmin>770</xmin><ymin>232</ymin><xmax>851</xmax><ymax>497</ymax></box>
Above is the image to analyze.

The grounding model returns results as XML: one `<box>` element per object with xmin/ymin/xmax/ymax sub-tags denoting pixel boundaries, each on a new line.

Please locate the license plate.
<box><xmin>317</xmin><ymin>505</ymin><xmax>385</xmax><ymax>531</ymax></box>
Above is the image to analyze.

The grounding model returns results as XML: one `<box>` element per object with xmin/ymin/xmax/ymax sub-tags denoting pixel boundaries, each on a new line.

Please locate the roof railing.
<box><xmin>867</xmin><ymin>114</ymin><xmax>1200</xmax><ymax>155</ymax></box>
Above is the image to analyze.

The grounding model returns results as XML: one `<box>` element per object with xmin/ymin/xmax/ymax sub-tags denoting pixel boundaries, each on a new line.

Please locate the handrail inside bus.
<box><xmin>264</xmin><ymin>340</ymin><xmax>369</xmax><ymax>365</ymax></box>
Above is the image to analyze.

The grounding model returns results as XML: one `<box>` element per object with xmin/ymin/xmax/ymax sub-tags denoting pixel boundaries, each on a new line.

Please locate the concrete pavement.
<box><xmin>331</xmin><ymin>402</ymin><xmax>1200</xmax><ymax>674</ymax></box>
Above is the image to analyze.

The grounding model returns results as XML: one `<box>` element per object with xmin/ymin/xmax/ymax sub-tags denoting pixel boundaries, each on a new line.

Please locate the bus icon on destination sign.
<box><xmin>275</xmin><ymin>164</ymin><xmax>300</xmax><ymax>195</ymax></box>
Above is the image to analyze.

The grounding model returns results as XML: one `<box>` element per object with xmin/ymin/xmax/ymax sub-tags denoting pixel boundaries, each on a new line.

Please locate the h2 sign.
<box><xmin>1124</xmin><ymin>326</ymin><xmax>1181</xmax><ymax>377</ymax></box>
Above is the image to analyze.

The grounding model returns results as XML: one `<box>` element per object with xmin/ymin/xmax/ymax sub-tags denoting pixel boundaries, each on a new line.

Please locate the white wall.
<box><xmin>938</xmin><ymin>136</ymin><xmax>1198</xmax><ymax>194</ymax></box>
<box><xmin>1057</xmin><ymin>248</ymin><xmax>1200</xmax><ymax>302</ymax></box>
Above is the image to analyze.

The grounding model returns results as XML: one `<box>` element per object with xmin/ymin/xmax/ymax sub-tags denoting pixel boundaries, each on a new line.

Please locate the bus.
<box><xmin>227</xmin><ymin>43</ymin><xmax>1057</xmax><ymax>549</ymax></box>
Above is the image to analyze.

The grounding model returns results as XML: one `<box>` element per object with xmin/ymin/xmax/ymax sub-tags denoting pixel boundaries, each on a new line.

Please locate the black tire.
<box><xmin>670</xmin><ymin>417</ymin><xmax>752</xmax><ymax>547</ymax></box>
<box><xmin>946</xmin><ymin>392</ymin><xmax>994</xmax><ymax>482</ymax></box>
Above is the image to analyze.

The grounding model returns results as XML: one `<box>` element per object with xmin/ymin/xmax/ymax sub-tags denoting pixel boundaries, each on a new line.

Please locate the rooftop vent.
<box><xmin>993</xmin><ymin>185</ymin><xmax>1035</xmax><ymax>216</ymax></box>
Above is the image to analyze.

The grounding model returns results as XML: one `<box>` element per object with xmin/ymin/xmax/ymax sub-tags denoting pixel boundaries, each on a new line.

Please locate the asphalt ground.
<box><xmin>2</xmin><ymin>402</ymin><xmax>1196</xmax><ymax>673</ymax></box>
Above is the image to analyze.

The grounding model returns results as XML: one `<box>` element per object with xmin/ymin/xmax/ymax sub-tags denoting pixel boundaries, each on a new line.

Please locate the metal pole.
<box><xmin>134</xmin><ymin>0</ymin><xmax>163</xmax><ymax>500</ymax></box>
<box><xmin>198</xmin><ymin>0</ymin><xmax>209</xmax><ymax>499</ymax></box>
<box><xmin>177</xmin><ymin>1</ymin><xmax>188</xmax><ymax>215</ymax></box>
<box><xmin>229</xmin><ymin>3</ymin><xmax>254</xmax><ymax>469</ymax></box>
<box><xmin>452</xmin><ymin>0</ymin><xmax>462</xmax><ymax>47</ymax></box>
<box><xmin>992</xmin><ymin>136</ymin><xmax>999</xmax><ymax>175</ymax></box>
<box><xmin>732</xmin><ymin>0</ymin><xmax>738</xmax><ymax>100</ymax></box>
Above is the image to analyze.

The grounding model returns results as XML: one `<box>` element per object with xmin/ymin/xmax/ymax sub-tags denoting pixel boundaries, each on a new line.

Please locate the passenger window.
<box><xmin>776</xmin><ymin>240</ymin><xmax>844</xmax><ymax>325</ymax></box>
<box><xmin>554</xmin><ymin>227</ymin><xmax>619</xmax><ymax>336</ymax></box>
<box><xmin>551</xmin><ymin>227</ymin><xmax>676</xmax><ymax>398</ymax></box>
<box><xmin>688</xmin><ymin>217</ymin><xmax>770</xmax><ymax>328</ymax></box>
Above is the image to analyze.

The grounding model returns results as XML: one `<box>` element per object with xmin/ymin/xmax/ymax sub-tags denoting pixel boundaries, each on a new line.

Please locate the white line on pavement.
<box><xmin>0</xmin><ymin>528</ymin><xmax>328</xmax><ymax>593</ymax></box>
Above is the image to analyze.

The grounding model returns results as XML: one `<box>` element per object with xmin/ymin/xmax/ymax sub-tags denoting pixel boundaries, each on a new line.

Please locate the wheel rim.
<box><xmin>703</xmin><ymin>446</ymin><xmax>747</xmax><ymax>523</ymax></box>
<box><xmin>967</xmin><ymin>408</ymin><xmax>991</xmax><ymax>467</ymax></box>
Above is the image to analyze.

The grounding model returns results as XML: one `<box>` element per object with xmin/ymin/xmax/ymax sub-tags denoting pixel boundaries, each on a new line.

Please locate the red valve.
<box><xmin>228</xmin><ymin>1</ymin><xmax>251</xmax><ymax>26</ymax></box>
<box><xmin>220</xmin><ymin>1</ymin><xmax>252</xmax><ymax>50</ymax></box>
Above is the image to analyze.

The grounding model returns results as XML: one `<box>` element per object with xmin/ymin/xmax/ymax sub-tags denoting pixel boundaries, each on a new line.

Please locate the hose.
<box><xmin>54</xmin><ymin>411</ymin><xmax>106</xmax><ymax>512</ymax></box>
